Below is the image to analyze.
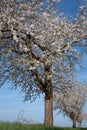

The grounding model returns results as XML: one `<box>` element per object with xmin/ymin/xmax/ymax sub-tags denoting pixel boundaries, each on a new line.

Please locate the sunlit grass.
<box><xmin>0</xmin><ymin>122</ymin><xmax>87</xmax><ymax>130</ymax></box>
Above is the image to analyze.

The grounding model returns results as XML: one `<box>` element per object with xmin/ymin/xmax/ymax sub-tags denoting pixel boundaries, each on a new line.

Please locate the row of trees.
<box><xmin>0</xmin><ymin>0</ymin><xmax>87</xmax><ymax>127</ymax></box>
<box><xmin>54</xmin><ymin>81</ymin><xmax>87</xmax><ymax>128</ymax></box>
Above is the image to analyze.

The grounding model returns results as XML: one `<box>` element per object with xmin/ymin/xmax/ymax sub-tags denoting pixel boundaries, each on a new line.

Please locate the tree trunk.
<box><xmin>72</xmin><ymin>118</ymin><xmax>76</xmax><ymax>128</ymax></box>
<box><xmin>44</xmin><ymin>93</ymin><xmax>53</xmax><ymax>126</ymax></box>
<box><xmin>44</xmin><ymin>58</ymin><xmax>53</xmax><ymax>126</ymax></box>
<box><xmin>78</xmin><ymin>121</ymin><xmax>82</xmax><ymax>128</ymax></box>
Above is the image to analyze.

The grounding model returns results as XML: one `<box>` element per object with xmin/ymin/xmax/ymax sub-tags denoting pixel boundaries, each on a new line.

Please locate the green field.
<box><xmin>0</xmin><ymin>122</ymin><xmax>87</xmax><ymax>130</ymax></box>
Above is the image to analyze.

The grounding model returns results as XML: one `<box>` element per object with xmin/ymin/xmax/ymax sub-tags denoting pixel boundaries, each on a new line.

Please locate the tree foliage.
<box><xmin>0</xmin><ymin>0</ymin><xmax>86</xmax><ymax>99</ymax></box>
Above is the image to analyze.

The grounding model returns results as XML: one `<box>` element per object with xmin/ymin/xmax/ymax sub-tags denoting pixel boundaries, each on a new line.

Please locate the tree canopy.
<box><xmin>54</xmin><ymin>81</ymin><xmax>87</xmax><ymax>128</ymax></box>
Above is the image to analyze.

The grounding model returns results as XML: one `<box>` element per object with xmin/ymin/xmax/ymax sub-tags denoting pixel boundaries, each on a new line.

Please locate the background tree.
<box><xmin>0</xmin><ymin>0</ymin><xmax>87</xmax><ymax>126</ymax></box>
<box><xmin>54</xmin><ymin>81</ymin><xmax>87</xmax><ymax>128</ymax></box>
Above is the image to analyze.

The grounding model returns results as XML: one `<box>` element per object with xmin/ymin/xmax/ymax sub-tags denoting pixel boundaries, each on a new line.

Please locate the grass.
<box><xmin>0</xmin><ymin>122</ymin><xmax>87</xmax><ymax>130</ymax></box>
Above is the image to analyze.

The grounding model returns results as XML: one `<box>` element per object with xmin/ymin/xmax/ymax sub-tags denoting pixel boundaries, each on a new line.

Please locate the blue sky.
<box><xmin>57</xmin><ymin>0</ymin><xmax>83</xmax><ymax>17</ymax></box>
<box><xmin>0</xmin><ymin>0</ymin><xmax>87</xmax><ymax>127</ymax></box>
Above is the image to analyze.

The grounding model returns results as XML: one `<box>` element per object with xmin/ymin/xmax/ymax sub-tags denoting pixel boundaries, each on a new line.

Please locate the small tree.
<box><xmin>54</xmin><ymin>81</ymin><xmax>87</xmax><ymax>128</ymax></box>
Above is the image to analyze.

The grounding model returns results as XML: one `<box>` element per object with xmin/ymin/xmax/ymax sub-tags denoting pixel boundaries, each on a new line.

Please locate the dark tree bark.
<box><xmin>44</xmin><ymin>60</ymin><xmax>53</xmax><ymax>126</ymax></box>
<box><xmin>72</xmin><ymin>118</ymin><xmax>76</xmax><ymax>128</ymax></box>
<box><xmin>44</xmin><ymin>92</ymin><xmax>53</xmax><ymax>126</ymax></box>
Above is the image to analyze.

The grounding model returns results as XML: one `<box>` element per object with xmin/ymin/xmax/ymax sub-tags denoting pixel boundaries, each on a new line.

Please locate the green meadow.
<box><xmin>0</xmin><ymin>122</ymin><xmax>87</xmax><ymax>130</ymax></box>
